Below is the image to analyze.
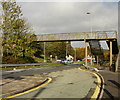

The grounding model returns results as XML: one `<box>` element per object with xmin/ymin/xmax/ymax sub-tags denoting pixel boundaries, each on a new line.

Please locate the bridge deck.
<box><xmin>36</xmin><ymin>31</ymin><xmax>117</xmax><ymax>42</ymax></box>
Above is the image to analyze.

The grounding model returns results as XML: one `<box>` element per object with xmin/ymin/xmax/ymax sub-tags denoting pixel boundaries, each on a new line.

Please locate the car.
<box><xmin>61</xmin><ymin>60</ymin><xmax>73</xmax><ymax>65</ymax></box>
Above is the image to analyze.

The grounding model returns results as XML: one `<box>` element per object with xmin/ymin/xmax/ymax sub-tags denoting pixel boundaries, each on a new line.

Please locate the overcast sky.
<box><xmin>16</xmin><ymin>1</ymin><xmax>119</xmax><ymax>48</ymax></box>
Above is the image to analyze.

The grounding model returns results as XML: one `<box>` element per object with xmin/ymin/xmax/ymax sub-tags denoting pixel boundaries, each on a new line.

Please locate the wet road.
<box><xmin>99</xmin><ymin>70</ymin><xmax>120</xmax><ymax>99</ymax></box>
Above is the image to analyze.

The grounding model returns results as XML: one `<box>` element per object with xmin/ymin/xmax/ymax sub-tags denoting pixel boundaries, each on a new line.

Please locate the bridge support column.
<box><xmin>85</xmin><ymin>42</ymin><xmax>88</xmax><ymax>66</ymax></box>
<box><xmin>90</xmin><ymin>55</ymin><xmax>93</xmax><ymax>65</ymax></box>
<box><xmin>66</xmin><ymin>41</ymin><xmax>68</xmax><ymax>58</ymax></box>
<box><xmin>74</xmin><ymin>48</ymin><xmax>76</xmax><ymax>61</ymax></box>
<box><xmin>97</xmin><ymin>56</ymin><xmax>99</xmax><ymax>65</ymax></box>
<box><xmin>110</xmin><ymin>41</ymin><xmax>112</xmax><ymax>67</ymax></box>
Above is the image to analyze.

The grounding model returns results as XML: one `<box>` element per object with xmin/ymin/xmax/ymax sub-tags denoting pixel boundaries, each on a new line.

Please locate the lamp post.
<box><xmin>86</xmin><ymin>12</ymin><xmax>92</xmax><ymax>35</ymax></box>
<box><xmin>86</xmin><ymin>12</ymin><xmax>93</xmax><ymax>65</ymax></box>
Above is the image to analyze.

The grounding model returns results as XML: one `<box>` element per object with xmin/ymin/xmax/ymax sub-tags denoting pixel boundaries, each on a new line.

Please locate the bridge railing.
<box><xmin>36</xmin><ymin>31</ymin><xmax>117</xmax><ymax>41</ymax></box>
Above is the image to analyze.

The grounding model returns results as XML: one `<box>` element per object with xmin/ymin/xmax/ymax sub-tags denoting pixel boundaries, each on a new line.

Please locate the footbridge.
<box><xmin>37</xmin><ymin>31</ymin><xmax>118</xmax><ymax>42</ymax></box>
<box><xmin>36</xmin><ymin>30</ymin><xmax>119</xmax><ymax>71</ymax></box>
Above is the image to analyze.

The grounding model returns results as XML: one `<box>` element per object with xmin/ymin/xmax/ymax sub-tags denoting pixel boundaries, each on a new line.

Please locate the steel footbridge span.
<box><xmin>36</xmin><ymin>30</ymin><xmax>119</xmax><ymax>72</ymax></box>
<box><xmin>37</xmin><ymin>30</ymin><xmax>118</xmax><ymax>42</ymax></box>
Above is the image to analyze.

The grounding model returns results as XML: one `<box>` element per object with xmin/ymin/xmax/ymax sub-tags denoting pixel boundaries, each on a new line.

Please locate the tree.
<box><xmin>1</xmin><ymin>0</ymin><xmax>36</xmax><ymax>59</ymax></box>
<box><xmin>44</xmin><ymin>42</ymin><xmax>66</xmax><ymax>59</ymax></box>
<box><xmin>30</xmin><ymin>41</ymin><xmax>43</xmax><ymax>58</ymax></box>
<box><xmin>76</xmin><ymin>48</ymin><xmax>85</xmax><ymax>60</ymax></box>
<box><xmin>43</xmin><ymin>41</ymin><xmax>75</xmax><ymax>60</ymax></box>
<box><xmin>119</xmin><ymin>45</ymin><xmax>120</xmax><ymax>49</ymax></box>
<box><xmin>66</xmin><ymin>42</ymin><xmax>74</xmax><ymax>57</ymax></box>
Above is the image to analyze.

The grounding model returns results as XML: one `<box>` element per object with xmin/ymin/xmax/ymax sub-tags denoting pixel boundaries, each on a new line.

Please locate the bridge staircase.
<box><xmin>106</xmin><ymin>40</ymin><xmax>119</xmax><ymax>54</ymax></box>
<box><xmin>118</xmin><ymin>50</ymin><xmax>120</xmax><ymax>72</ymax></box>
<box><xmin>116</xmin><ymin>49</ymin><xmax>120</xmax><ymax>72</ymax></box>
<box><xmin>88</xmin><ymin>40</ymin><xmax>104</xmax><ymax>64</ymax></box>
<box><xmin>107</xmin><ymin>40</ymin><xmax>119</xmax><ymax>72</ymax></box>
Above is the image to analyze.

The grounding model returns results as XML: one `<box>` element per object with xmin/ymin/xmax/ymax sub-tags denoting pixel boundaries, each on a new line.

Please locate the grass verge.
<box><xmin>74</xmin><ymin>61</ymin><xmax>85</xmax><ymax>63</ymax></box>
<box><xmin>87</xmin><ymin>64</ymin><xmax>100</xmax><ymax>68</ymax></box>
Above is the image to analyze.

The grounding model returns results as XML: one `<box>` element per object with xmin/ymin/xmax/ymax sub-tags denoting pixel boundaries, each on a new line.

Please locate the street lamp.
<box><xmin>86</xmin><ymin>12</ymin><xmax>90</xmax><ymax>14</ymax></box>
<box><xmin>86</xmin><ymin>12</ymin><xmax>93</xmax><ymax>65</ymax></box>
<box><xmin>86</xmin><ymin>12</ymin><xmax>92</xmax><ymax>34</ymax></box>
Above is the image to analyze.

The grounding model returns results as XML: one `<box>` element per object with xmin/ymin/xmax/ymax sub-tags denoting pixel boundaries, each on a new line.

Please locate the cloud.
<box><xmin>18</xmin><ymin>2</ymin><xmax>118</xmax><ymax>33</ymax></box>
<box><xmin>16</xmin><ymin>0</ymin><xmax>120</xmax><ymax>2</ymax></box>
<box><xmin>17</xmin><ymin>2</ymin><xmax>118</xmax><ymax>48</ymax></box>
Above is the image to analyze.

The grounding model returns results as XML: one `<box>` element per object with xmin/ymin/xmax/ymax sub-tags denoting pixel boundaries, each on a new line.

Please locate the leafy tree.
<box><xmin>1</xmin><ymin>0</ymin><xmax>37</xmax><ymax>63</ymax></box>
<box><xmin>30</xmin><ymin>41</ymin><xmax>43</xmax><ymax>58</ymax></box>
<box><xmin>45</xmin><ymin>42</ymin><xmax>66</xmax><ymax>59</ymax></box>
<box><xmin>43</xmin><ymin>41</ymin><xmax>74</xmax><ymax>59</ymax></box>
<box><xmin>103</xmin><ymin>50</ymin><xmax>110</xmax><ymax>61</ymax></box>
<box><xmin>76</xmin><ymin>48</ymin><xmax>85</xmax><ymax>60</ymax></box>
<box><xmin>66</xmin><ymin>42</ymin><xmax>74</xmax><ymax>57</ymax></box>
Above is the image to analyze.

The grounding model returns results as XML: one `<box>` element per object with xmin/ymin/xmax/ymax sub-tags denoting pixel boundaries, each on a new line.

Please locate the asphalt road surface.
<box><xmin>2</xmin><ymin>64</ymin><xmax>119</xmax><ymax>99</ymax></box>
<box><xmin>2</xmin><ymin>64</ymin><xmax>82</xmax><ymax>79</ymax></box>
<box><xmin>99</xmin><ymin>70</ymin><xmax>120</xmax><ymax>99</ymax></box>
<box><xmin>7</xmin><ymin>68</ymin><xmax>97</xmax><ymax>99</ymax></box>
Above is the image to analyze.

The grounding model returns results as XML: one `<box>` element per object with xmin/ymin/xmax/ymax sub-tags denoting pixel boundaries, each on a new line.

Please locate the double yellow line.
<box><xmin>78</xmin><ymin>68</ymin><xmax>102</xmax><ymax>99</ymax></box>
<box><xmin>1</xmin><ymin>78</ymin><xmax>52</xmax><ymax>99</ymax></box>
<box><xmin>2</xmin><ymin>68</ymin><xmax>103</xmax><ymax>100</ymax></box>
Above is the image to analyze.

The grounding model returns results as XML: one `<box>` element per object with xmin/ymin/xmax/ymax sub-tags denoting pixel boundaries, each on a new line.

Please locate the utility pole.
<box><xmin>85</xmin><ymin>42</ymin><xmax>88</xmax><ymax>66</ymax></box>
<box><xmin>87</xmin><ymin>12</ymin><xmax>93</xmax><ymax>65</ymax></box>
<box><xmin>44</xmin><ymin>42</ymin><xmax>46</xmax><ymax>62</ymax></box>
<box><xmin>74</xmin><ymin>48</ymin><xmax>76</xmax><ymax>61</ymax></box>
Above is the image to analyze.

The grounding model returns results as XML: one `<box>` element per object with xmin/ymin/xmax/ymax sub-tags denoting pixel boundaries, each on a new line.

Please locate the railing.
<box><xmin>36</xmin><ymin>31</ymin><xmax>117</xmax><ymax>42</ymax></box>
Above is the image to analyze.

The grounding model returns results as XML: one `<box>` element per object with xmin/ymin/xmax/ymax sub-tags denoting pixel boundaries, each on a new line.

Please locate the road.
<box><xmin>7</xmin><ymin>68</ymin><xmax>97</xmax><ymax>99</ymax></box>
<box><xmin>2</xmin><ymin>63</ymin><xmax>120</xmax><ymax>99</ymax></box>
<box><xmin>1</xmin><ymin>64</ymin><xmax>99</xmax><ymax>99</ymax></box>
<box><xmin>99</xmin><ymin>70</ymin><xmax>120</xmax><ymax>99</ymax></box>
<box><xmin>2</xmin><ymin>64</ymin><xmax>81</xmax><ymax>79</ymax></box>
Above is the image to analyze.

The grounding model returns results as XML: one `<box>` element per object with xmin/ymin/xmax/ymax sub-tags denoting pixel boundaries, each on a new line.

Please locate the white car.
<box><xmin>61</xmin><ymin>60</ymin><xmax>73</xmax><ymax>64</ymax></box>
